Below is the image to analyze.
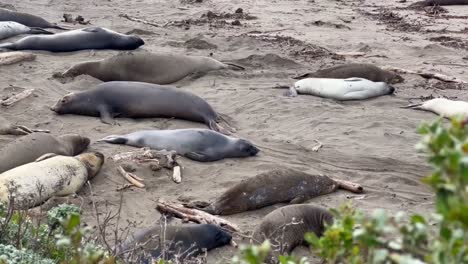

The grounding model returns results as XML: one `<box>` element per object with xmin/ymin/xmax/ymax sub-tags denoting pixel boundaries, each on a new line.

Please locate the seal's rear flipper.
<box><xmin>222</xmin><ymin>62</ymin><xmax>245</xmax><ymax>71</ymax></box>
<box><xmin>291</xmin><ymin>73</ymin><xmax>311</xmax><ymax>80</ymax></box>
<box><xmin>400</xmin><ymin>103</ymin><xmax>424</xmax><ymax>109</ymax></box>
<box><xmin>0</xmin><ymin>43</ymin><xmax>14</xmax><ymax>50</ymax></box>
<box><xmin>35</xmin><ymin>153</ymin><xmax>58</xmax><ymax>162</ymax></box>
<box><xmin>52</xmin><ymin>24</ymin><xmax>71</xmax><ymax>30</ymax></box>
<box><xmin>29</xmin><ymin>27</ymin><xmax>54</xmax><ymax>35</ymax></box>
<box><xmin>184</xmin><ymin>200</ymin><xmax>211</xmax><ymax>209</ymax></box>
<box><xmin>215</xmin><ymin>113</ymin><xmax>237</xmax><ymax>134</ymax></box>
<box><xmin>97</xmin><ymin>135</ymin><xmax>128</xmax><ymax>144</ymax></box>
<box><xmin>284</xmin><ymin>87</ymin><xmax>298</xmax><ymax>97</ymax></box>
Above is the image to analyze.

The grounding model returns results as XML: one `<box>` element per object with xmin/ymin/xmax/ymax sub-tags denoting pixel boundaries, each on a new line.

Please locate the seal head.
<box><xmin>230</xmin><ymin>138</ymin><xmax>259</xmax><ymax>158</ymax></box>
<box><xmin>59</xmin><ymin>134</ymin><xmax>91</xmax><ymax>155</ymax></box>
<box><xmin>75</xmin><ymin>152</ymin><xmax>105</xmax><ymax>179</ymax></box>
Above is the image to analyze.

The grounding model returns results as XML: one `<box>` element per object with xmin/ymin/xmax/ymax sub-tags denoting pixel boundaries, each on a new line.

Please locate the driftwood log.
<box><xmin>0</xmin><ymin>52</ymin><xmax>36</xmax><ymax>66</ymax></box>
<box><xmin>1</xmin><ymin>89</ymin><xmax>35</xmax><ymax>107</ymax></box>
<box><xmin>382</xmin><ymin>66</ymin><xmax>467</xmax><ymax>84</ymax></box>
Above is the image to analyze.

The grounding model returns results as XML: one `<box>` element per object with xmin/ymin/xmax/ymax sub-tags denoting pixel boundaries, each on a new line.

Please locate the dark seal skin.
<box><xmin>195</xmin><ymin>168</ymin><xmax>339</xmax><ymax>215</ymax></box>
<box><xmin>117</xmin><ymin>224</ymin><xmax>232</xmax><ymax>262</ymax></box>
<box><xmin>292</xmin><ymin>63</ymin><xmax>404</xmax><ymax>84</ymax></box>
<box><xmin>252</xmin><ymin>204</ymin><xmax>333</xmax><ymax>264</ymax></box>
<box><xmin>410</xmin><ymin>0</ymin><xmax>468</xmax><ymax>7</ymax></box>
<box><xmin>0</xmin><ymin>27</ymin><xmax>144</xmax><ymax>52</ymax></box>
<box><xmin>50</xmin><ymin>81</ymin><xmax>228</xmax><ymax>133</ymax></box>
<box><xmin>0</xmin><ymin>8</ymin><xmax>66</xmax><ymax>29</ymax></box>
<box><xmin>0</xmin><ymin>133</ymin><xmax>90</xmax><ymax>173</ymax></box>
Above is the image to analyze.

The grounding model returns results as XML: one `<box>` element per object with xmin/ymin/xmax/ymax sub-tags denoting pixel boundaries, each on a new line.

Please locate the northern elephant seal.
<box><xmin>410</xmin><ymin>0</ymin><xmax>468</xmax><ymax>7</ymax></box>
<box><xmin>194</xmin><ymin>168</ymin><xmax>341</xmax><ymax>215</ymax></box>
<box><xmin>292</xmin><ymin>63</ymin><xmax>404</xmax><ymax>84</ymax></box>
<box><xmin>0</xmin><ymin>21</ymin><xmax>53</xmax><ymax>40</ymax></box>
<box><xmin>51</xmin><ymin>81</ymin><xmax>229</xmax><ymax>133</ymax></box>
<box><xmin>0</xmin><ymin>8</ymin><xmax>66</xmax><ymax>29</ymax></box>
<box><xmin>56</xmin><ymin>52</ymin><xmax>244</xmax><ymax>84</ymax></box>
<box><xmin>0</xmin><ymin>27</ymin><xmax>144</xmax><ymax>52</ymax></box>
<box><xmin>252</xmin><ymin>204</ymin><xmax>333</xmax><ymax>263</ymax></box>
<box><xmin>0</xmin><ymin>152</ymin><xmax>104</xmax><ymax>209</ymax></box>
<box><xmin>288</xmin><ymin>77</ymin><xmax>395</xmax><ymax>100</ymax></box>
<box><xmin>117</xmin><ymin>224</ymin><xmax>232</xmax><ymax>262</ymax></box>
<box><xmin>402</xmin><ymin>98</ymin><xmax>468</xmax><ymax>118</ymax></box>
<box><xmin>0</xmin><ymin>133</ymin><xmax>90</xmax><ymax>173</ymax></box>
<box><xmin>99</xmin><ymin>129</ymin><xmax>258</xmax><ymax>162</ymax></box>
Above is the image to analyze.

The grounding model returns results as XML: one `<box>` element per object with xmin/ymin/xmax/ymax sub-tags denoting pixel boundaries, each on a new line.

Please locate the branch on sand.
<box><xmin>117</xmin><ymin>166</ymin><xmax>145</xmax><ymax>188</ymax></box>
<box><xmin>332</xmin><ymin>178</ymin><xmax>364</xmax><ymax>193</ymax></box>
<box><xmin>1</xmin><ymin>89</ymin><xmax>35</xmax><ymax>107</ymax></box>
<box><xmin>0</xmin><ymin>52</ymin><xmax>36</xmax><ymax>66</ymax></box>
<box><xmin>382</xmin><ymin>66</ymin><xmax>467</xmax><ymax>84</ymax></box>
<box><xmin>111</xmin><ymin>148</ymin><xmax>177</xmax><ymax>168</ymax></box>
<box><xmin>119</xmin><ymin>14</ymin><xmax>160</xmax><ymax>27</ymax></box>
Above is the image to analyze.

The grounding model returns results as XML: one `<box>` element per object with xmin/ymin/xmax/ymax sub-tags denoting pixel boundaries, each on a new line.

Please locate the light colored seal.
<box><xmin>252</xmin><ymin>204</ymin><xmax>333</xmax><ymax>263</ymax></box>
<box><xmin>56</xmin><ymin>51</ymin><xmax>244</xmax><ymax>84</ymax></box>
<box><xmin>0</xmin><ymin>21</ymin><xmax>53</xmax><ymax>40</ymax></box>
<box><xmin>117</xmin><ymin>224</ymin><xmax>232</xmax><ymax>262</ymax></box>
<box><xmin>0</xmin><ymin>133</ymin><xmax>90</xmax><ymax>173</ymax></box>
<box><xmin>288</xmin><ymin>77</ymin><xmax>395</xmax><ymax>100</ymax></box>
<box><xmin>0</xmin><ymin>152</ymin><xmax>104</xmax><ymax>209</ymax></box>
<box><xmin>0</xmin><ymin>27</ymin><xmax>144</xmax><ymax>52</ymax></box>
<box><xmin>292</xmin><ymin>63</ymin><xmax>404</xmax><ymax>84</ymax></box>
<box><xmin>99</xmin><ymin>129</ymin><xmax>259</xmax><ymax>162</ymax></box>
<box><xmin>50</xmin><ymin>81</ymin><xmax>229</xmax><ymax>133</ymax></box>
<box><xmin>402</xmin><ymin>98</ymin><xmax>468</xmax><ymax>118</ymax></box>
<box><xmin>0</xmin><ymin>8</ymin><xmax>66</xmax><ymax>29</ymax></box>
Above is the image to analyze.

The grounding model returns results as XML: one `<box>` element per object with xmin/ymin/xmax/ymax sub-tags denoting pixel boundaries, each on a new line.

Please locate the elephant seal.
<box><xmin>0</xmin><ymin>27</ymin><xmax>144</xmax><ymax>52</ymax></box>
<box><xmin>292</xmin><ymin>63</ymin><xmax>404</xmax><ymax>84</ymax></box>
<box><xmin>56</xmin><ymin>52</ymin><xmax>245</xmax><ymax>84</ymax></box>
<box><xmin>288</xmin><ymin>77</ymin><xmax>395</xmax><ymax>100</ymax></box>
<box><xmin>252</xmin><ymin>204</ymin><xmax>333</xmax><ymax>263</ymax></box>
<box><xmin>117</xmin><ymin>224</ymin><xmax>232</xmax><ymax>262</ymax></box>
<box><xmin>0</xmin><ymin>152</ymin><xmax>104</xmax><ymax>209</ymax></box>
<box><xmin>99</xmin><ymin>129</ymin><xmax>258</xmax><ymax>162</ymax></box>
<box><xmin>402</xmin><ymin>98</ymin><xmax>468</xmax><ymax>118</ymax></box>
<box><xmin>0</xmin><ymin>21</ymin><xmax>53</xmax><ymax>40</ymax></box>
<box><xmin>0</xmin><ymin>133</ymin><xmax>90</xmax><ymax>173</ymax></box>
<box><xmin>0</xmin><ymin>8</ymin><xmax>66</xmax><ymax>29</ymax></box>
<box><xmin>193</xmin><ymin>168</ymin><xmax>341</xmax><ymax>215</ymax></box>
<box><xmin>410</xmin><ymin>0</ymin><xmax>468</xmax><ymax>7</ymax></box>
<box><xmin>51</xmin><ymin>81</ymin><xmax>229</xmax><ymax>133</ymax></box>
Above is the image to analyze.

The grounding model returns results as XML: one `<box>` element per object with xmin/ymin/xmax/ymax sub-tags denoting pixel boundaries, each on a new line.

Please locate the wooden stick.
<box><xmin>382</xmin><ymin>66</ymin><xmax>467</xmax><ymax>84</ymax></box>
<box><xmin>111</xmin><ymin>148</ymin><xmax>177</xmax><ymax>168</ymax></box>
<box><xmin>119</xmin><ymin>14</ymin><xmax>160</xmax><ymax>27</ymax></box>
<box><xmin>0</xmin><ymin>52</ymin><xmax>36</xmax><ymax>66</ymax></box>
<box><xmin>332</xmin><ymin>178</ymin><xmax>364</xmax><ymax>193</ymax></box>
<box><xmin>172</xmin><ymin>166</ymin><xmax>182</xmax><ymax>184</ymax></box>
<box><xmin>156</xmin><ymin>200</ymin><xmax>239</xmax><ymax>232</ymax></box>
<box><xmin>1</xmin><ymin>89</ymin><xmax>35</xmax><ymax>107</ymax></box>
<box><xmin>117</xmin><ymin>166</ymin><xmax>145</xmax><ymax>188</ymax></box>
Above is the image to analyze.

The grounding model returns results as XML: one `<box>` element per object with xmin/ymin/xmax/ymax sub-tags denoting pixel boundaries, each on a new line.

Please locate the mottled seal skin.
<box><xmin>0</xmin><ymin>8</ymin><xmax>66</xmax><ymax>29</ymax></box>
<box><xmin>252</xmin><ymin>204</ymin><xmax>333</xmax><ymax>264</ymax></box>
<box><xmin>99</xmin><ymin>129</ymin><xmax>259</xmax><ymax>162</ymax></box>
<box><xmin>0</xmin><ymin>21</ymin><xmax>53</xmax><ymax>40</ymax></box>
<box><xmin>0</xmin><ymin>133</ymin><xmax>90</xmax><ymax>173</ymax></box>
<box><xmin>50</xmin><ymin>81</ymin><xmax>227</xmax><ymax>133</ymax></box>
<box><xmin>0</xmin><ymin>27</ymin><xmax>144</xmax><ymax>52</ymax></box>
<box><xmin>410</xmin><ymin>0</ymin><xmax>468</xmax><ymax>7</ymax></box>
<box><xmin>117</xmin><ymin>224</ymin><xmax>232</xmax><ymax>262</ymax></box>
<box><xmin>293</xmin><ymin>63</ymin><xmax>404</xmax><ymax>84</ymax></box>
<box><xmin>57</xmin><ymin>52</ymin><xmax>244</xmax><ymax>84</ymax></box>
<box><xmin>403</xmin><ymin>98</ymin><xmax>468</xmax><ymax>118</ymax></box>
<box><xmin>197</xmin><ymin>168</ymin><xmax>338</xmax><ymax>215</ymax></box>
<box><xmin>0</xmin><ymin>152</ymin><xmax>104</xmax><ymax>209</ymax></box>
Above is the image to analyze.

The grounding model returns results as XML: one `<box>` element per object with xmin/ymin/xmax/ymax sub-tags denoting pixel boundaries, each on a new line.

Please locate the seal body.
<box><xmin>410</xmin><ymin>0</ymin><xmax>468</xmax><ymax>7</ymax></box>
<box><xmin>117</xmin><ymin>224</ymin><xmax>232</xmax><ymax>262</ymax></box>
<box><xmin>290</xmin><ymin>77</ymin><xmax>395</xmax><ymax>100</ymax></box>
<box><xmin>59</xmin><ymin>52</ymin><xmax>244</xmax><ymax>84</ymax></box>
<box><xmin>100</xmin><ymin>129</ymin><xmax>259</xmax><ymax>162</ymax></box>
<box><xmin>0</xmin><ymin>152</ymin><xmax>104</xmax><ymax>209</ymax></box>
<box><xmin>293</xmin><ymin>63</ymin><xmax>404</xmax><ymax>84</ymax></box>
<box><xmin>51</xmin><ymin>81</ymin><xmax>225</xmax><ymax>132</ymax></box>
<box><xmin>406</xmin><ymin>98</ymin><xmax>468</xmax><ymax>118</ymax></box>
<box><xmin>252</xmin><ymin>204</ymin><xmax>333</xmax><ymax>263</ymax></box>
<box><xmin>198</xmin><ymin>168</ymin><xmax>338</xmax><ymax>215</ymax></box>
<box><xmin>0</xmin><ymin>27</ymin><xmax>144</xmax><ymax>52</ymax></box>
<box><xmin>0</xmin><ymin>21</ymin><xmax>53</xmax><ymax>40</ymax></box>
<box><xmin>0</xmin><ymin>8</ymin><xmax>65</xmax><ymax>29</ymax></box>
<box><xmin>0</xmin><ymin>133</ymin><xmax>90</xmax><ymax>173</ymax></box>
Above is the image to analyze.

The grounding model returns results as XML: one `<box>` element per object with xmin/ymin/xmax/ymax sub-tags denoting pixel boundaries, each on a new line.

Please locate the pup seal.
<box><xmin>0</xmin><ymin>133</ymin><xmax>90</xmax><ymax>173</ymax></box>
<box><xmin>0</xmin><ymin>27</ymin><xmax>144</xmax><ymax>52</ymax></box>
<box><xmin>0</xmin><ymin>152</ymin><xmax>104</xmax><ymax>209</ymax></box>
<box><xmin>56</xmin><ymin>52</ymin><xmax>244</xmax><ymax>84</ymax></box>
<box><xmin>0</xmin><ymin>21</ymin><xmax>53</xmax><ymax>40</ymax></box>
<box><xmin>0</xmin><ymin>8</ymin><xmax>66</xmax><ymax>29</ymax></box>
<box><xmin>252</xmin><ymin>204</ymin><xmax>333</xmax><ymax>263</ymax></box>
<box><xmin>117</xmin><ymin>224</ymin><xmax>232</xmax><ymax>262</ymax></box>
<box><xmin>99</xmin><ymin>129</ymin><xmax>259</xmax><ymax>162</ymax></box>
<box><xmin>51</xmin><ymin>81</ymin><xmax>228</xmax><ymax>133</ymax></box>
<box><xmin>288</xmin><ymin>77</ymin><xmax>395</xmax><ymax>100</ymax></box>
<box><xmin>292</xmin><ymin>63</ymin><xmax>404</xmax><ymax>84</ymax></box>
<box><xmin>402</xmin><ymin>98</ymin><xmax>468</xmax><ymax>118</ymax></box>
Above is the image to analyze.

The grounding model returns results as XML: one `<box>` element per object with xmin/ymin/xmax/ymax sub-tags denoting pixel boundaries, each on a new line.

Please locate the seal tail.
<box><xmin>51</xmin><ymin>24</ymin><xmax>71</xmax><ymax>30</ymax></box>
<box><xmin>221</xmin><ymin>62</ymin><xmax>245</xmax><ymax>71</ymax></box>
<box><xmin>0</xmin><ymin>43</ymin><xmax>15</xmax><ymax>50</ymax></box>
<box><xmin>184</xmin><ymin>201</ymin><xmax>216</xmax><ymax>214</ymax></box>
<box><xmin>209</xmin><ymin>120</ymin><xmax>231</xmax><ymax>135</ymax></box>
<box><xmin>400</xmin><ymin>102</ymin><xmax>424</xmax><ymax>110</ymax></box>
<box><xmin>28</xmin><ymin>27</ymin><xmax>54</xmax><ymax>35</ymax></box>
<box><xmin>213</xmin><ymin>113</ymin><xmax>237</xmax><ymax>135</ymax></box>
<box><xmin>291</xmin><ymin>73</ymin><xmax>311</xmax><ymax>80</ymax></box>
<box><xmin>97</xmin><ymin>135</ymin><xmax>128</xmax><ymax>144</ymax></box>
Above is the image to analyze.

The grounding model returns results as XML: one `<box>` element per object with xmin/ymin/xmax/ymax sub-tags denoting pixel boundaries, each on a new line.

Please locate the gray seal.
<box><xmin>0</xmin><ymin>133</ymin><xmax>90</xmax><ymax>173</ymax></box>
<box><xmin>410</xmin><ymin>0</ymin><xmax>468</xmax><ymax>7</ymax></box>
<box><xmin>0</xmin><ymin>8</ymin><xmax>66</xmax><ymax>29</ymax></box>
<box><xmin>0</xmin><ymin>27</ymin><xmax>144</xmax><ymax>52</ymax></box>
<box><xmin>0</xmin><ymin>21</ymin><xmax>53</xmax><ymax>40</ymax></box>
<box><xmin>50</xmin><ymin>81</ymin><xmax>229</xmax><ymax>133</ymax></box>
<box><xmin>99</xmin><ymin>128</ymin><xmax>259</xmax><ymax>162</ymax></box>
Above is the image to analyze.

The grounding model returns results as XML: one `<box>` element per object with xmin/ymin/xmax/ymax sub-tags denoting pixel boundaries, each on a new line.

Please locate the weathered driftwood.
<box><xmin>111</xmin><ymin>148</ymin><xmax>177</xmax><ymax>169</ymax></box>
<box><xmin>156</xmin><ymin>200</ymin><xmax>239</xmax><ymax>232</ymax></box>
<box><xmin>334</xmin><ymin>51</ymin><xmax>366</xmax><ymax>57</ymax></box>
<box><xmin>332</xmin><ymin>178</ymin><xmax>364</xmax><ymax>193</ymax></box>
<box><xmin>119</xmin><ymin>13</ymin><xmax>160</xmax><ymax>27</ymax></box>
<box><xmin>1</xmin><ymin>89</ymin><xmax>35</xmax><ymax>107</ymax></box>
<box><xmin>172</xmin><ymin>166</ymin><xmax>182</xmax><ymax>184</ymax></box>
<box><xmin>117</xmin><ymin>166</ymin><xmax>145</xmax><ymax>188</ymax></box>
<box><xmin>0</xmin><ymin>117</ymin><xmax>49</xmax><ymax>135</ymax></box>
<box><xmin>0</xmin><ymin>52</ymin><xmax>36</xmax><ymax>66</ymax></box>
<box><xmin>382</xmin><ymin>66</ymin><xmax>467</xmax><ymax>84</ymax></box>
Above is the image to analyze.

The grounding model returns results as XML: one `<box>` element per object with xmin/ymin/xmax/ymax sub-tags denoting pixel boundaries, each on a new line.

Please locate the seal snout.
<box><xmin>388</xmin><ymin>85</ymin><xmax>396</xmax><ymax>95</ymax></box>
<box><xmin>249</xmin><ymin>145</ymin><xmax>260</xmax><ymax>156</ymax></box>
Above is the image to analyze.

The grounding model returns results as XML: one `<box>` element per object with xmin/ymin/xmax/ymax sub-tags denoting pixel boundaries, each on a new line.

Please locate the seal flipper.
<box><xmin>97</xmin><ymin>106</ymin><xmax>117</xmax><ymax>125</ymax></box>
<box><xmin>289</xmin><ymin>195</ymin><xmax>307</xmax><ymax>204</ymax></box>
<box><xmin>292</xmin><ymin>73</ymin><xmax>312</xmax><ymax>80</ymax></box>
<box><xmin>0</xmin><ymin>43</ymin><xmax>15</xmax><ymax>50</ymax></box>
<box><xmin>222</xmin><ymin>62</ymin><xmax>245</xmax><ymax>71</ymax></box>
<box><xmin>400</xmin><ymin>102</ymin><xmax>424</xmax><ymax>109</ymax></box>
<box><xmin>28</xmin><ymin>27</ymin><xmax>54</xmax><ymax>35</ymax></box>
<box><xmin>208</xmin><ymin>120</ymin><xmax>231</xmax><ymax>135</ymax></box>
<box><xmin>35</xmin><ymin>153</ymin><xmax>58</xmax><ymax>162</ymax></box>
<box><xmin>184</xmin><ymin>151</ymin><xmax>218</xmax><ymax>162</ymax></box>
<box><xmin>97</xmin><ymin>135</ymin><xmax>128</xmax><ymax>144</ymax></box>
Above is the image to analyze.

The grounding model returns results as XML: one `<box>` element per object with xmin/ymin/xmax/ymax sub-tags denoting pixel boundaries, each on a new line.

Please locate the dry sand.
<box><xmin>1</xmin><ymin>0</ymin><xmax>467</xmax><ymax>263</ymax></box>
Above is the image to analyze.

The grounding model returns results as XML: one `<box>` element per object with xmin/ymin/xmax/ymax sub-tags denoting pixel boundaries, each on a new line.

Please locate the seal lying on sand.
<box><xmin>402</xmin><ymin>98</ymin><xmax>468</xmax><ymax>118</ymax></box>
<box><xmin>288</xmin><ymin>77</ymin><xmax>395</xmax><ymax>100</ymax></box>
<box><xmin>0</xmin><ymin>8</ymin><xmax>66</xmax><ymax>29</ymax></box>
<box><xmin>51</xmin><ymin>81</ymin><xmax>229</xmax><ymax>133</ymax></box>
<box><xmin>0</xmin><ymin>133</ymin><xmax>90</xmax><ymax>173</ymax></box>
<box><xmin>0</xmin><ymin>21</ymin><xmax>53</xmax><ymax>40</ymax></box>
<box><xmin>99</xmin><ymin>129</ymin><xmax>258</xmax><ymax>162</ymax></box>
<box><xmin>410</xmin><ymin>0</ymin><xmax>468</xmax><ymax>7</ymax></box>
<box><xmin>117</xmin><ymin>224</ymin><xmax>232</xmax><ymax>262</ymax></box>
<box><xmin>252</xmin><ymin>204</ymin><xmax>333</xmax><ymax>264</ymax></box>
<box><xmin>0</xmin><ymin>152</ymin><xmax>104</xmax><ymax>209</ymax></box>
<box><xmin>56</xmin><ymin>52</ymin><xmax>244</xmax><ymax>84</ymax></box>
<box><xmin>292</xmin><ymin>63</ymin><xmax>404</xmax><ymax>84</ymax></box>
<box><xmin>0</xmin><ymin>27</ymin><xmax>144</xmax><ymax>52</ymax></box>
